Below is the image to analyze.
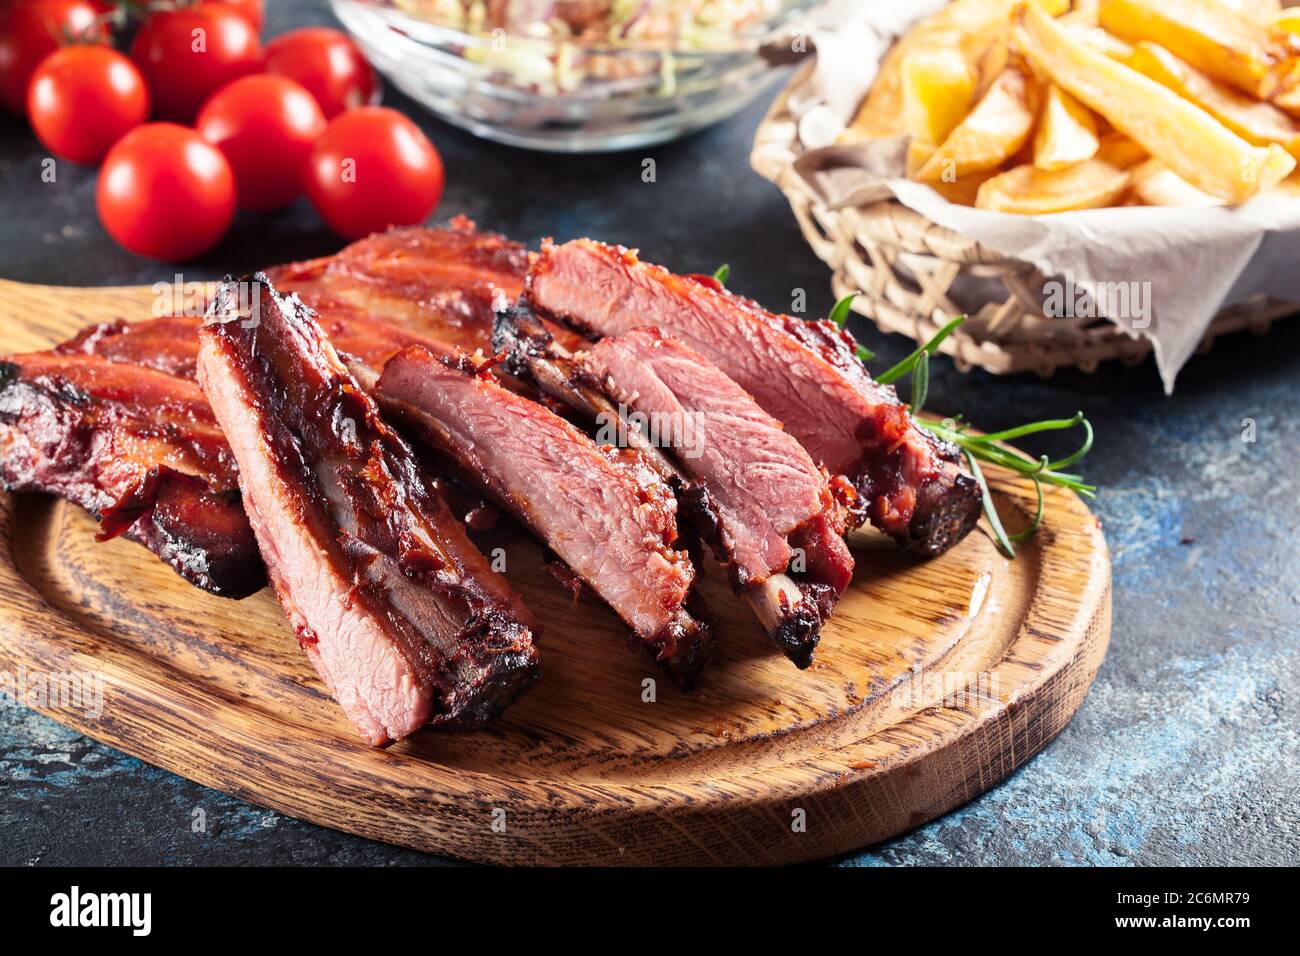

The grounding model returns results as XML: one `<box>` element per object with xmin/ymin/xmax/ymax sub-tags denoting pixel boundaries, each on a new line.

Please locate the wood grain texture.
<box><xmin>0</xmin><ymin>279</ymin><xmax>1111</xmax><ymax>865</ymax></box>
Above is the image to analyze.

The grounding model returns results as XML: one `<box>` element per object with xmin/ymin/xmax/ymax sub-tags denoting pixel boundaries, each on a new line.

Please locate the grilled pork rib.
<box><xmin>197</xmin><ymin>277</ymin><xmax>539</xmax><ymax>745</ymax></box>
<box><xmin>60</xmin><ymin>310</ymin><xmax>452</xmax><ymax>384</ymax></box>
<box><xmin>263</xmin><ymin>216</ymin><xmax>531</xmax><ymax>353</ymax></box>
<box><xmin>495</xmin><ymin>307</ymin><xmax>853</xmax><ymax>667</ymax></box>
<box><xmin>12</xmin><ymin>222</ymin><xmax>531</xmax><ymax>608</ymax></box>
<box><xmin>377</xmin><ymin>346</ymin><xmax>716</xmax><ymax>690</ymax></box>
<box><xmin>525</xmin><ymin>239</ymin><xmax>983</xmax><ymax>556</ymax></box>
<box><xmin>57</xmin><ymin>315</ymin><xmax>208</xmax><ymax>380</ymax></box>
<box><xmin>57</xmin><ymin>219</ymin><xmax>534</xmax><ymax>385</ymax></box>
<box><xmin>582</xmin><ymin>328</ymin><xmax>855</xmax><ymax>666</ymax></box>
<box><xmin>0</xmin><ymin>352</ymin><xmax>264</xmax><ymax>597</ymax></box>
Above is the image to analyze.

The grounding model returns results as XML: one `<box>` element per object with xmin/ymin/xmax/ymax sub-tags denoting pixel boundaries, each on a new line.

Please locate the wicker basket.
<box><xmin>751</xmin><ymin>61</ymin><xmax>1297</xmax><ymax>377</ymax></box>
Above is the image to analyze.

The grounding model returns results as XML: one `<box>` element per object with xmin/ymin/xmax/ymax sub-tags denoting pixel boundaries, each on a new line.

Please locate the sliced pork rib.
<box><xmin>58</xmin><ymin>218</ymin><xmax>536</xmax><ymax>384</ymax></box>
<box><xmin>525</xmin><ymin>239</ymin><xmax>982</xmax><ymax>556</ymax></box>
<box><xmin>581</xmin><ymin>327</ymin><xmax>855</xmax><ymax>667</ymax></box>
<box><xmin>266</xmin><ymin>217</ymin><xmax>586</xmax><ymax>355</ymax></box>
<box><xmin>263</xmin><ymin>216</ymin><xmax>530</xmax><ymax>353</ymax></box>
<box><xmin>197</xmin><ymin>276</ymin><xmax>539</xmax><ymax>745</ymax></box>
<box><xmin>0</xmin><ymin>352</ymin><xmax>264</xmax><ymax>597</ymax></box>
<box><xmin>377</xmin><ymin>346</ymin><xmax>715</xmax><ymax>690</ymax></box>
<box><xmin>57</xmin><ymin>315</ymin><xmax>207</xmax><ymax>380</ymax></box>
<box><xmin>60</xmin><ymin>310</ymin><xmax>451</xmax><ymax>384</ymax></box>
<box><xmin>496</xmin><ymin>307</ymin><xmax>852</xmax><ymax>667</ymax></box>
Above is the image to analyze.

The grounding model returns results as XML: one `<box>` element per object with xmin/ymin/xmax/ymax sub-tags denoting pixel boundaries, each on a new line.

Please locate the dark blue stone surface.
<box><xmin>1</xmin><ymin>1</ymin><xmax>1296</xmax><ymax>867</ymax></box>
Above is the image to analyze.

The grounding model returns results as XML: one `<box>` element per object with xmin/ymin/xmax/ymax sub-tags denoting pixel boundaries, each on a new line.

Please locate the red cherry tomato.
<box><xmin>0</xmin><ymin>0</ymin><xmax>105</xmax><ymax>114</ymax></box>
<box><xmin>305</xmin><ymin>107</ymin><xmax>443</xmax><ymax>240</ymax></box>
<box><xmin>129</xmin><ymin>2</ymin><xmax>261</xmax><ymax>121</ymax></box>
<box><xmin>97</xmin><ymin>123</ymin><xmax>236</xmax><ymax>261</ymax></box>
<box><xmin>211</xmin><ymin>0</ymin><xmax>263</xmax><ymax>33</ymax></box>
<box><xmin>264</xmin><ymin>27</ymin><xmax>378</xmax><ymax>119</ymax></box>
<box><xmin>197</xmin><ymin>74</ymin><xmax>326</xmax><ymax>212</ymax></box>
<box><xmin>28</xmin><ymin>46</ymin><xmax>149</xmax><ymax>165</ymax></box>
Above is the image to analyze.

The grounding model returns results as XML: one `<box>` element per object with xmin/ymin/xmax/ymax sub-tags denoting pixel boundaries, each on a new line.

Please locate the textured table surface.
<box><xmin>2</xmin><ymin>1</ymin><xmax>1297</xmax><ymax>867</ymax></box>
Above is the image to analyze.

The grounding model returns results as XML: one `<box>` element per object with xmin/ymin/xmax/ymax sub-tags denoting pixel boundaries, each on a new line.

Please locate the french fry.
<box><xmin>1262</xmin><ymin>171</ymin><xmax>1300</xmax><ymax>198</ymax></box>
<box><xmin>907</xmin><ymin>139</ymin><xmax>937</xmax><ymax>178</ymax></box>
<box><xmin>976</xmin><ymin>156</ymin><xmax>1134</xmax><ymax>213</ymax></box>
<box><xmin>1272</xmin><ymin>84</ymin><xmax>1300</xmax><ymax>114</ymax></box>
<box><xmin>1013</xmin><ymin>2</ymin><xmax>1296</xmax><ymax>202</ymax></box>
<box><xmin>1130</xmin><ymin>157</ymin><xmax>1227</xmax><ymax>205</ymax></box>
<box><xmin>1260</xmin><ymin>139</ymin><xmax>1298</xmax><ymax>184</ymax></box>
<box><xmin>1225</xmin><ymin>0</ymin><xmax>1282</xmax><ymax>14</ymax></box>
<box><xmin>842</xmin><ymin>0</ymin><xmax>1070</xmax><ymax>142</ymax></box>
<box><xmin>914</xmin><ymin>66</ymin><xmax>1037</xmax><ymax>183</ymax></box>
<box><xmin>976</xmin><ymin>35</ymin><xmax>1013</xmax><ymax>97</ymax></box>
<box><xmin>843</xmin><ymin>39</ymin><xmax>910</xmax><ymax>140</ymax></box>
<box><xmin>1064</xmin><ymin>23</ymin><xmax>1136</xmax><ymax>62</ymax></box>
<box><xmin>1060</xmin><ymin>0</ymin><xmax>1101</xmax><ymax>27</ymax></box>
<box><xmin>943</xmin><ymin>0</ymin><xmax>1071</xmax><ymax>30</ymax></box>
<box><xmin>1098</xmin><ymin>0</ymin><xmax>1300</xmax><ymax>99</ymax></box>
<box><xmin>931</xmin><ymin>168</ymin><xmax>1002</xmax><ymax>206</ymax></box>
<box><xmin>1128</xmin><ymin>41</ymin><xmax>1300</xmax><ymax>157</ymax></box>
<box><xmin>902</xmin><ymin>47</ymin><xmax>979</xmax><ymax>144</ymax></box>
<box><xmin>1095</xmin><ymin>131</ymin><xmax>1148</xmax><ymax>169</ymax></box>
<box><xmin>1034</xmin><ymin>84</ymin><xmax>1101</xmax><ymax>169</ymax></box>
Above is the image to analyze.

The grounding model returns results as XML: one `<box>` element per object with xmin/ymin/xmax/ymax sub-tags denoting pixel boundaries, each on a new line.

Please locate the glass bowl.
<box><xmin>330</xmin><ymin>0</ymin><xmax>821</xmax><ymax>152</ymax></box>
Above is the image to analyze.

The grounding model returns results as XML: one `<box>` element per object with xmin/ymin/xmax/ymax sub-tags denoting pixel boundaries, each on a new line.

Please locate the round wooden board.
<box><xmin>0</xmin><ymin>281</ymin><xmax>1111</xmax><ymax>865</ymax></box>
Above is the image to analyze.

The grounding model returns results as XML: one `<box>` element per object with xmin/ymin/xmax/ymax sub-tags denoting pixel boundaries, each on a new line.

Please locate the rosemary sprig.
<box><xmin>961</xmin><ymin>452</ymin><xmax>1016</xmax><ymax>558</ymax></box>
<box><xmin>868</xmin><ymin>313</ymin><xmax>1095</xmax><ymax>556</ymax></box>
<box><xmin>876</xmin><ymin>314</ymin><xmax>967</xmax><ymax>385</ymax></box>
<box><xmin>712</xmin><ymin>263</ymin><xmax>730</xmax><ymax>286</ymax></box>
<box><xmin>827</xmin><ymin>292</ymin><xmax>874</xmax><ymax>362</ymax></box>
<box><xmin>919</xmin><ymin>412</ymin><xmax>1095</xmax><ymax>557</ymax></box>
<box><xmin>1010</xmin><ymin>477</ymin><xmax>1045</xmax><ymax>544</ymax></box>
<box><xmin>909</xmin><ymin>350</ymin><xmax>929</xmax><ymax>415</ymax></box>
<box><xmin>923</xmin><ymin>414</ymin><xmax>1096</xmax><ymax>498</ymax></box>
<box><xmin>812</xmin><ymin>294</ymin><xmax>1094</xmax><ymax>554</ymax></box>
<box><xmin>829</xmin><ymin>292</ymin><xmax>856</xmax><ymax>328</ymax></box>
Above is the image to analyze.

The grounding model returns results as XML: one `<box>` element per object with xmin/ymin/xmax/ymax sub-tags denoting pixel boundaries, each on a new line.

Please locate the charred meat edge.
<box><xmin>0</xmin><ymin>354</ymin><xmax>265</xmax><ymax>598</ymax></box>
<box><xmin>376</xmin><ymin>344</ymin><xmax>716</xmax><ymax>690</ymax></box>
<box><xmin>197</xmin><ymin>275</ymin><xmax>539</xmax><ymax>745</ymax></box>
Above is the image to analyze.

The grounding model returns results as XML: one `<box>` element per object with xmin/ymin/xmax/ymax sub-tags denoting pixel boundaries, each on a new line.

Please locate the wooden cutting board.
<box><xmin>0</xmin><ymin>278</ymin><xmax>1111</xmax><ymax>866</ymax></box>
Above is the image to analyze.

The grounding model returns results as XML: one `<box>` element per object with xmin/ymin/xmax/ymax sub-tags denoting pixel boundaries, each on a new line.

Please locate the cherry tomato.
<box><xmin>0</xmin><ymin>0</ymin><xmax>105</xmax><ymax>114</ymax></box>
<box><xmin>97</xmin><ymin>123</ymin><xmax>236</xmax><ymax>261</ymax></box>
<box><xmin>305</xmin><ymin>107</ymin><xmax>443</xmax><ymax>240</ymax></box>
<box><xmin>28</xmin><ymin>46</ymin><xmax>148</xmax><ymax>165</ymax></box>
<box><xmin>211</xmin><ymin>0</ymin><xmax>263</xmax><ymax>33</ymax></box>
<box><xmin>264</xmin><ymin>27</ymin><xmax>378</xmax><ymax>119</ymax></box>
<box><xmin>129</xmin><ymin>2</ymin><xmax>261</xmax><ymax>121</ymax></box>
<box><xmin>197</xmin><ymin>74</ymin><xmax>325</xmax><ymax>212</ymax></box>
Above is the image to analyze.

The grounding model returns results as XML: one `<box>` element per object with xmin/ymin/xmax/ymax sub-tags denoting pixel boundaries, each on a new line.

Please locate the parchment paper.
<box><xmin>783</xmin><ymin>0</ymin><xmax>1300</xmax><ymax>392</ymax></box>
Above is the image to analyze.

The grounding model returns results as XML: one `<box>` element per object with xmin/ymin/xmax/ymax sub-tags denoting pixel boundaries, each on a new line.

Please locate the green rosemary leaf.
<box><xmin>886</xmin><ymin>348</ymin><xmax>1095</xmax><ymax>557</ymax></box>
<box><xmin>1008</xmin><ymin>476</ymin><xmax>1045</xmax><ymax>542</ymax></box>
<box><xmin>964</xmin><ymin>452</ymin><xmax>1016</xmax><ymax>559</ymax></box>
<box><xmin>975</xmin><ymin>411</ymin><xmax>1086</xmax><ymax>443</ymax></box>
<box><xmin>919</xmin><ymin>416</ymin><xmax>1098</xmax><ymax>498</ymax></box>
<box><xmin>829</xmin><ymin>292</ymin><xmax>857</xmax><ymax>329</ymax></box>
<box><xmin>712</xmin><ymin>264</ymin><xmax>730</xmax><ymax>286</ymax></box>
<box><xmin>876</xmin><ymin>314</ymin><xmax>967</xmax><ymax>385</ymax></box>
<box><xmin>909</xmin><ymin>350</ymin><xmax>929</xmax><ymax>414</ymax></box>
<box><xmin>822</xmin><ymin>292</ymin><xmax>873</xmax><ymax>362</ymax></box>
<box><xmin>1048</xmin><ymin>414</ymin><xmax>1094</xmax><ymax>471</ymax></box>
